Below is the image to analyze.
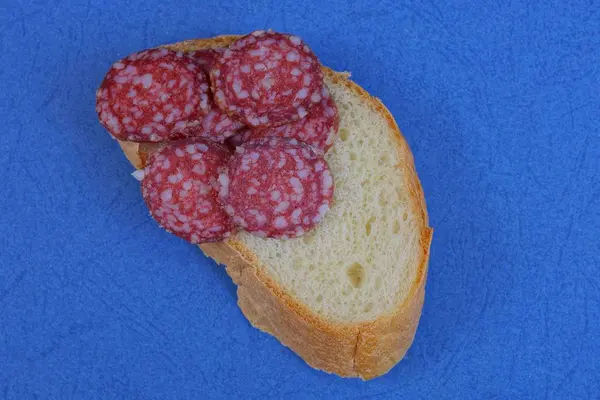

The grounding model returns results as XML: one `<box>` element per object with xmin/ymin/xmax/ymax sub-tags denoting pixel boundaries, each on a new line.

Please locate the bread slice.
<box><xmin>116</xmin><ymin>35</ymin><xmax>433</xmax><ymax>380</ymax></box>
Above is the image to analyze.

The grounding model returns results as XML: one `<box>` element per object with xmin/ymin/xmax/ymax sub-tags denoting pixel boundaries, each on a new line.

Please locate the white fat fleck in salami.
<box><xmin>248</xmin><ymin>85</ymin><xmax>340</xmax><ymax>154</ymax></box>
<box><xmin>219</xmin><ymin>137</ymin><xmax>334</xmax><ymax>239</ymax></box>
<box><xmin>210</xmin><ymin>31</ymin><xmax>325</xmax><ymax>128</ymax></box>
<box><xmin>141</xmin><ymin>139</ymin><xmax>235</xmax><ymax>243</ymax></box>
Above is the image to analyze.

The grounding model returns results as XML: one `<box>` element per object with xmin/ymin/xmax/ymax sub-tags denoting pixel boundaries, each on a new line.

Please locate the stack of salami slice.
<box><xmin>96</xmin><ymin>31</ymin><xmax>339</xmax><ymax>243</ymax></box>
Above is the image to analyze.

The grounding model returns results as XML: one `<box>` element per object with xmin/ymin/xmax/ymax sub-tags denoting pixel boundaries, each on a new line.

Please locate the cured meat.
<box><xmin>96</xmin><ymin>48</ymin><xmax>210</xmax><ymax>142</ymax></box>
<box><xmin>188</xmin><ymin>48</ymin><xmax>222</xmax><ymax>73</ymax></box>
<box><xmin>180</xmin><ymin>48</ymin><xmax>246</xmax><ymax>143</ymax></box>
<box><xmin>210</xmin><ymin>31</ymin><xmax>325</xmax><ymax>128</ymax></box>
<box><xmin>219</xmin><ymin>137</ymin><xmax>334</xmax><ymax>239</ymax></box>
<box><xmin>139</xmin><ymin>139</ymin><xmax>235</xmax><ymax>243</ymax></box>
<box><xmin>249</xmin><ymin>85</ymin><xmax>339</xmax><ymax>153</ymax></box>
<box><xmin>183</xmin><ymin>102</ymin><xmax>245</xmax><ymax>143</ymax></box>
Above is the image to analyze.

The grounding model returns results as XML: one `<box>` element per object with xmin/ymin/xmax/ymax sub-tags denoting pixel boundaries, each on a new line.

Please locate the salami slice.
<box><xmin>139</xmin><ymin>139</ymin><xmax>235</xmax><ymax>243</ymax></box>
<box><xmin>219</xmin><ymin>137</ymin><xmax>334</xmax><ymax>239</ymax></box>
<box><xmin>210</xmin><ymin>31</ymin><xmax>325</xmax><ymax>128</ymax></box>
<box><xmin>249</xmin><ymin>85</ymin><xmax>339</xmax><ymax>153</ymax></box>
<box><xmin>96</xmin><ymin>48</ymin><xmax>211</xmax><ymax>142</ymax></box>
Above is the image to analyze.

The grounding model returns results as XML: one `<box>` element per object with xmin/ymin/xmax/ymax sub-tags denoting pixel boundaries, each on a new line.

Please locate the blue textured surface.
<box><xmin>1</xmin><ymin>0</ymin><xmax>599</xmax><ymax>398</ymax></box>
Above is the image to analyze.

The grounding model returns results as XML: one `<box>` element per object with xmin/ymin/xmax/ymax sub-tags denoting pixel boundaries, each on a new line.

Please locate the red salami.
<box><xmin>170</xmin><ymin>48</ymin><xmax>247</xmax><ymax>143</ymax></box>
<box><xmin>249</xmin><ymin>85</ymin><xmax>339</xmax><ymax>153</ymax></box>
<box><xmin>183</xmin><ymin>101</ymin><xmax>245</xmax><ymax>143</ymax></box>
<box><xmin>188</xmin><ymin>48</ymin><xmax>222</xmax><ymax>73</ymax></box>
<box><xmin>219</xmin><ymin>137</ymin><xmax>334</xmax><ymax>239</ymax></box>
<box><xmin>139</xmin><ymin>139</ymin><xmax>235</xmax><ymax>243</ymax></box>
<box><xmin>96</xmin><ymin>48</ymin><xmax>210</xmax><ymax>142</ymax></box>
<box><xmin>210</xmin><ymin>31</ymin><xmax>325</xmax><ymax>128</ymax></box>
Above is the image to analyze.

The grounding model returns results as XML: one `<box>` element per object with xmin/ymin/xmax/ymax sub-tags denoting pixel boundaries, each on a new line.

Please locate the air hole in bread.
<box><xmin>365</xmin><ymin>217</ymin><xmax>375</xmax><ymax>236</ymax></box>
<box><xmin>363</xmin><ymin>303</ymin><xmax>373</xmax><ymax>313</ymax></box>
<box><xmin>339</xmin><ymin>128</ymin><xmax>349</xmax><ymax>141</ymax></box>
<box><xmin>379</xmin><ymin>153</ymin><xmax>389</xmax><ymax>165</ymax></box>
<box><xmin>347</xmin><ymin>263</ymin><xmax>365</xmax><ymax>288</ymax></box>
<box><xmin>393</xmin><ymin>220</ymin><xmax>401</xmax><ymax>234</ymax></box>
<box><xmin>302</xmin><ymin>232</ymin><xmax>315</xmax><ymax>245</ymax></box>
<box><xmin>292</xmin><ymin>258</ymin><xmax>303</xmax><ymax>270</ymax></box>
<box><xmin>402</xmin><ymin>212</ymin><xmax>408</xmax><ymax>221</ymax></box>
<box><xmin>316</xmin><ymin>271</ymin><xmax>325</xmax><ymax>282</ymax></box>
<box><xmin>350</xmin><ymin>152</ymin><xmax>357</xmax><ymax>161</ymax></box>
<box><xmin>397</xmin><ymin>188</ymin><xmax>407</xmax><ymax>203</ymax></box>
<box><xmin>378</xmin><ymin>193</ymin><xmax>387</xmax><ymax>207</ymax></box>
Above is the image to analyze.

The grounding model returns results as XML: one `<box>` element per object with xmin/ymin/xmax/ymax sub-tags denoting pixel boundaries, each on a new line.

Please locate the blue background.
<box><xmin>1</xmin><ymin>0</ymin><xmax>598</xmax><ymax>398</ymax></box>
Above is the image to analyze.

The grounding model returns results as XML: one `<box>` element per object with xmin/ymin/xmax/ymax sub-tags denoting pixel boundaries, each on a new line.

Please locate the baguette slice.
<box><xmin>117</xmin><ymin>35</ymin><xmax>432</xmax><ymax>380</ymax></box>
